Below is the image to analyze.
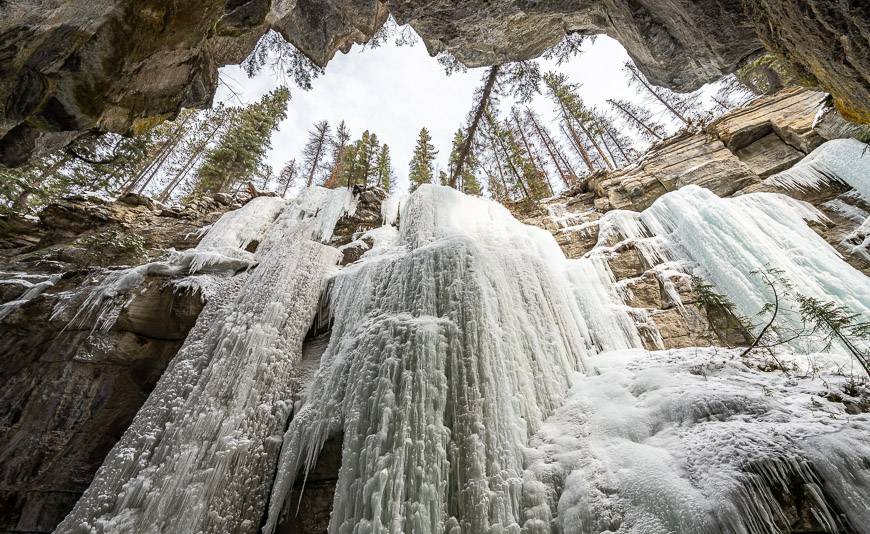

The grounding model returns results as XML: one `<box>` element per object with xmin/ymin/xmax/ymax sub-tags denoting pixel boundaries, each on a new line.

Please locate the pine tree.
<box><xmin>192</xmin><ymin>87</ymin><xmax>290</xmax><ymax>197</ymax></box>
<box><xmin>525</xmin><ymin>107</ymin><xmax>576</xmax><ymax>187</ymax></box>
<box><xmin>623</xmin><ymin>62</ymin><xmax>695</xmax><ymax>125</ymax></box>
<box><xmin>278</xmin><ymin>159</ymin><xmax>298</xmax><ymax>196</ymax></box>
<box><xmin>356</xmin><ymin>131</ymin><xmax>380</xmax><ymax>187</ymax></box>
<box><xmin>543</xmin><ymin>72</ymin><xmax>614</xmax><ymax>171</ymax></box>
<box><xmin>450</xmin><ymin>65</ymin><xmax>500</xmax><ymax>188</ymax></box>
<box><xmin>158</xmin><ymin>105</ymin><xmax>233</xmax><ymax>202</ymax></box>
<box><xmin>408</xmin><ymin>128</ymin><xmax>438</xmax><ymax>192</ymax></box>
<box><xmin>448</xmin><ymin>129</ymin><xmax>481</xmax><ymax>194</ymax></box>
<box><xmin>325</xmin><ymin>120</ymin><xmax>351</xmax><ymax>187</ymax></box>
<box><xmin>607</xmin><ymin>98</ymin><xmax>668</xmax><ymax>143</ymax></box>
<box><xmin>376</xmin><ymin>144</ymin><xmax>394</xmax><ymax>191</ymax></box>
<box><xmin>242</xmin><ymin>30</ymin><xmax>324</xmax><ymax>90</ymax></box>
<box><xmin>302</xmin><ymin>120</ymin><xmax>332</xmax><ymax>187</ymax></box>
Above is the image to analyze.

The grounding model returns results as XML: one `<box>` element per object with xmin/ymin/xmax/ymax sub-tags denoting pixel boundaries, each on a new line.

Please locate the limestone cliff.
<box><xmin>1</xmin><ymin>0</ymin><xmax>868</xmax><ymax>166</ymax></box>
<box><xmin>517</xmin><ymin>87</ymin><xmax>870</xmax><ymax>352</ymax></box>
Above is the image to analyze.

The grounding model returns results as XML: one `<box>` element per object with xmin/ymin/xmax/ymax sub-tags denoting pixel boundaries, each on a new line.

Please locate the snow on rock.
<box><xmin>597</xmin><ymin>185</ymin><xmax>870</xmax><ymax>354</ymax></box>
<box><xmin>54</xmin><ymin>188</ymin><xmax>352</xmax><ymax>533</ymax></box>
<box><xmin>523</xmin><ymin>347</ymin><xmax>870</xmax><ymax>533</ymax></box>
<box><xmin>264</xmin><ymin>184</ymin><xmax>641</xmax><ymax>533</ymax></box>
<box><xmin>765</xmin><ymin>138</ymin><xmax>870</xmax><ymax>199</ymax></box>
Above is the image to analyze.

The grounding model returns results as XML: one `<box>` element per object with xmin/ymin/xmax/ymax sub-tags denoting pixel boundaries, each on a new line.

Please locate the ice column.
<box><xmin>265</xmin><ymin>185</ymin><xmax>640</xmax><ymax>533</ymax></box>
<box><xmin>612</xmin><ymin>185</ymin><xmax>870</xmax><ymax>353</ymax></box>
<box><xmin>55</xmin><ymin>188</ymin><xmax>353</xmax><ymax>533</ymax></box>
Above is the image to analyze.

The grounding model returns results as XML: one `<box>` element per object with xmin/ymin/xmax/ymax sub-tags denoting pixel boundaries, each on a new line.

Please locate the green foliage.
<box><xmin>376</xmin><ymin>144</ymin><xmax>394</xmax><ymax>192</ymax></box>
<box><xmin>448</xmin><ymin>129</ymin><xmax>481</xmax><ymax>195</ymax></box>
<box><xmin>796</xmin><ymin>295</ymin><xmax>870</xmax><ymax>375</ymax></box>
<box><xmin>75</xmin><ymin>230</ymin><xmax>148</xmax><ymax>265</ymax></box>
<box><xmin>0</xmin><ymin>133</ymin><xmax>153</xmax><ymax>214</ymax></box>
<box><xmin>192</xmin><ymin>87</ymin><xmax>290</xmax><ymax>197</ymax></box>
<box><xmin>408</xmin><ymin>128</ymin><xmax>437</xmax><ymax>191</ymax></box>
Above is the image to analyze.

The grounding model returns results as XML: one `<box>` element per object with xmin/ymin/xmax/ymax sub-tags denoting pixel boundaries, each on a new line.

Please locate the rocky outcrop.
<box><xmin>1</xmin><ymin>0</ymin><xmax>868</xmax><ymax>166</ymax></box>
<box><xmin>0</xmin><ymin>194</ymin><xmax>234</xmax><ymax>532</ymax></box>
<box><xmin>520</xmin><ymin>87</ymin><xmax>870</xmax><ymax>351</ymax></box>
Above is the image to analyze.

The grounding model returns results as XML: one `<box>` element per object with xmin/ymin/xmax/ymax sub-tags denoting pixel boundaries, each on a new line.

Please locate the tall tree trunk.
<box><xmin>575</xmin><ymin>118</ymin><xmax>614</xmax><ymax>170</ymax></box>
<box><xmin>488</xmin><ymin>116</ymin><xmax>531</xmax><ymax>199</ymax></box>
<box><xmin>629</xmin><ymin>69</ymin><xmax>688</xmax><ymax>124</ymax></box>
<box><xmin>604</xmin><ymin>127</ymin><xmax>631</xmax><ymax>164</ymax></box>
<box><xmin>485</xmin><ymin>131</ymin><xmax>511</xmax><ymax>200</ymax></box>
<box><xmin>281</xmin><ymin>167</ymin><xmax>296</xmax><ymax>197</ymax></box>
<box><xmin>158</xmin><ymin>120</ymin><xmax>224</xmax><ymax>202</ymax></box>
<box><xmin>595</xmin><ymin>125</ymin><xmax>620</xmax><ymax>168</ymax></box>
<box><xmin>306</xmin><ymin>134</ymin><xmax>326</xmax><ymax>187</ymax></box>
<box><xmin>451</xmin><ymin>65</ymin><xmax>500</xmax><ymax>188</ymax></box>
<box><xmin>123</xmin><ymin>112</ymin><xmax>193</xmax><ymax>195</ymax></box>
<box><xmin>513</xmin><ymin>111</ymin><xmax>553</xmax><ymax>195</ymax></box>
<box><xmin>526</xmin><ymin>108</ymin><xmax>571</xmax><ymax>186</ymax></box>
<box><xmin>609</xmin><ymin>100</ymin><xmax>664</xmax><ymax>141</ymax></box>
<box><xmin>13</xmin><ymin>153</ymin><xmax>72</xmax><ymax>210</ymax></box>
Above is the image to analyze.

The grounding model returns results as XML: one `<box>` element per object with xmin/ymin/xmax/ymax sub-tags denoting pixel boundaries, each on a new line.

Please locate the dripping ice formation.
<box><xmin>765</xmin><ymin>138</ymin><xmax>870</xmax><ymax>199</ymax></box>
<box><xmin>55</xmin><ymin>188</ymin><xmax>354</xmax><ymax>533</ymax></box>
<box><xmin>595</xmin><ymin>185</ymin><xmax>870</xmax><ymax>354</ymax></box>
<box><xmin>264</xmin><ymin>184</ymin><xmax>641</xmax><ymax>533</ymax></box>
<box><xmin>51</xmin><ymin>196</ymin><xmax>289</xmax><ymax>331</ymax></box>
<box><xmin>52</xmin><ymin>178</ymin><xmax>870</xmax><ymax>533</ymax></box>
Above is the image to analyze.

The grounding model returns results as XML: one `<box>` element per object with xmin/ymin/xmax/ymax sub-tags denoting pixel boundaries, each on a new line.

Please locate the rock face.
<box><xmin>1</xmin><ymin>0</ymin><xmax>868</xmax><ymax>166</ymax></box>
<box><xmin>0</xmin><ymin>194</ymin><xmax>235</xmax><ymax>532</ymax></box>
<box><xmin>518</xmin><ymin>87</ymin><xmax>870</xmax><ymax>351</ymax></box>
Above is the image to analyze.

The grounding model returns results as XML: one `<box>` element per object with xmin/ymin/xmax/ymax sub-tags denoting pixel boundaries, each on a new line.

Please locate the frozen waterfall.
<box><xmin>54</xmin><ymin>179</ymin><xmax>870</xmax><ymax>534</ymax></box>
<box><xmin>264</xmin><ymin>184</ymin><xmax>641</xmax><ymax>533</ymax></box>
<box><xmin>55</xmin><ymin>188</ymin><xmax>354</xmax><ymax>533</ymax></box>
<box><xmin>596</xmin><ymin>185</ymin><xmax>870</xmax><ymax>355</ymax></box>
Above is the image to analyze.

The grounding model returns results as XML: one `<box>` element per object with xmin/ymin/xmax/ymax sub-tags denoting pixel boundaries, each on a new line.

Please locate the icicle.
<box><xmin>55</xmin><ymin>188</ymin><xmax>352</xmax><ymax>533</ymax></box>
<box><xmin>264</xmin><ymin>185</ymin><xmax>641</xmax><ymax>534</ymax></box>
<box><xmin>630</xmin><ymin>185</ymin><xmax>870</xmax><ymax>354</ymax></box>
<box><xmin>381</xmin><ymin>190</ymin><xmax>408</xmax><ymax>227</ymax></box>
<box><xmin>766</xmin><ymin>138</ymin><xmax>870</xmax><ymax>198</ymax></box>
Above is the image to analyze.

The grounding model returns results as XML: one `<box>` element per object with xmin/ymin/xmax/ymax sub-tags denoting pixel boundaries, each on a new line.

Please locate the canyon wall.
<box><xmin>1</xmin><ymin>87</ymin><xmax>867</xmax><ymax>532</ymax></box>
<box><xmin>1</xmin><ymin>0</ymin><xmax>868</xmax><ymax>166</ymax></box>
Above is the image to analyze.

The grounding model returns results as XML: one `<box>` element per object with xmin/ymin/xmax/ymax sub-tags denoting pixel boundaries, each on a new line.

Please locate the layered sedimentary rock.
<box><xmin>520</xmin><ymin>88</ymin><xmax>870</xmax><ymax>351</ymax></box>
<box><xmin>1</xmin><ymin>0</ymin><xmax>868</xmax><ymax>166</ymax></box>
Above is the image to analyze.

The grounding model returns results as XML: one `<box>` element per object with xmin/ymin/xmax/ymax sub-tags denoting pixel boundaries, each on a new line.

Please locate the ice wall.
<box><xmin>55</xmin><ymin>188</ymin><xmax>353</xmax><ymax>533</ymax></box>
<box><xmin>264</xmin><ymin>185</ymin><xmax>641</xmax><ymax>533</ymax></box>
<box><xmin>765</xmin><ymin>138</ymin><xmax>870</xmax><ymax>199</ymax></box>
<box><xmin>596</xmin><ymin>185</ymin><xmax>870</xmax><ymax>354</ymax></box>
<box><xmin>52</xmin><ymin>196</ymin><xmax>288</xmax><ymax>332</ymax></box>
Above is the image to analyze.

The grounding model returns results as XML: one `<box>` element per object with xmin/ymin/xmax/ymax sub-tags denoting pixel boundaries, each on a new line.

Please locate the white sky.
<box><xmin>215</xmin><ymin>32</ymin><xmax>715</xmax><ymax>194</ymax></box>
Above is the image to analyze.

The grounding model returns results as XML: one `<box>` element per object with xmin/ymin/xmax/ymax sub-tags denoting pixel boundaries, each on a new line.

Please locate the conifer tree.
<box><xmin>326</xmin><ymin>120</ymin><xmax>351</xmax><ymax>187</ymax></box>
<box><xmin>356</xmin><ymin>131</ymin><xmax>380</xmax><ymax>187</ymax></box>
<box><xmin>622</xmin><ymin>62</ymin><xmax>695</xmax><ymax>125</ymax></box>
<box><xmin>448</xmin><ymin>129</ymin><xmax>481</xmax><ymax>194</ymax></box>
<box><xmin>278</xmin><ymin>159</ymin><xmax>298</xmax><ymax>196</ymax></box>
<box><xmin>543</xmin><ymin>73</ymin><xmax>614</xmax><ymax>171</ymax></box>
<box><xmin>450</xmin><ymin>65</ymin><xmax>500</xmax><ymax>188</ymax></box>
<box><xmin>302</xmin><ymin>120</ymin><xmax>332</xmax><ymax>187</ymax></box>
<box><xmin>525</xmin><ymin>107</ymin><xmax>576</xmax><ymax>186</ymax></box>
<box><xmin>607</xmin><ymin>98</ymin><xmax>668</xmax><ymax>143</ymax></box>
<box><xmin>376</xmin><ymin>144</ymin><xmax>394</xmax><ymax>191</ymax></box>
<box><xmin>408</xmin><ymin>128</ymin><xmax>438</xmax><ymax>192</ymax></box>
<box><xmin>158</xmin><ymin>105</ymin><xmax>233</xmax><ymax>202</ymax></box>
<box><xmin>192</xmin><ymin>87</ymin><xmax>290</xmax><ymax>197</ymax></box>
